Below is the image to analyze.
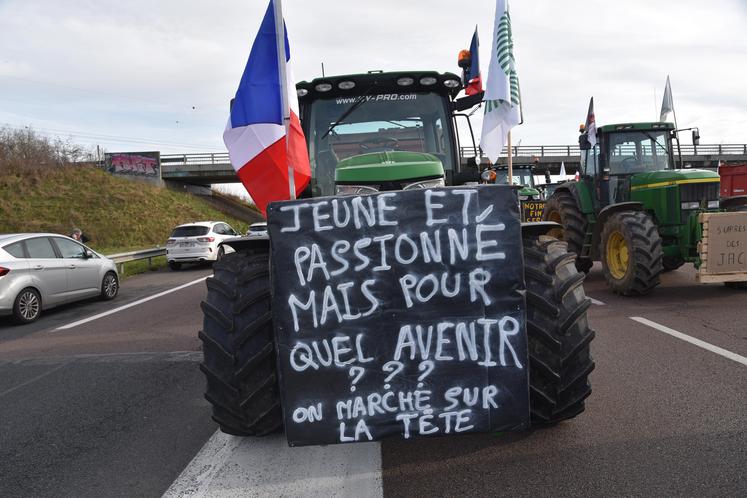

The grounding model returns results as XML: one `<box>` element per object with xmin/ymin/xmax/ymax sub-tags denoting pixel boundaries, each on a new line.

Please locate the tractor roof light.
<box><xmin>315</xmin><ymin>82</ymin><xmax>333</xmax><ymax>92</ymax></box>
<box><xmin>419</xmin><ymin>76</ymin><xmax>437</xmax><ymax>86</ymax></box>
<box><xmin>338</xmin><ymin>80</ymin><xmax>356</xmax><ymax>90</ymax></box>
<box><xmin>297</xmin><ymin>88</ymin><xmax>309</xmax><ymax>97</ymax></box>
<box><xmin>443</xmin><ymin>78</ymin><xmax>461</xmax><ymax>88</ymax></box>
<box><xmin>396</xmin><ymin>77</ymin><xmax>415</xmax><ymax>87</ymax></box>
<box><xmin>481</xmin><ymin>169</ymin><xmax>497</xmax><ymax>182</ymax></box>
<box><xmin>458</xmin><ymin>49</ymin><xmax>472</xmax><ymax>69</ymax></box>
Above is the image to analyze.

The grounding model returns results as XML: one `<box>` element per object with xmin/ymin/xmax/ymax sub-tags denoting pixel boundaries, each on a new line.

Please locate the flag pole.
<box><xmin>273</xmin><ymin>0</ymin><xmax>295</xmax><ymax>200</ymax></box>
<box><xmin>507</xmin><ymin>130</ymin><xmax>513</xmax><ymax>184</ymax></box>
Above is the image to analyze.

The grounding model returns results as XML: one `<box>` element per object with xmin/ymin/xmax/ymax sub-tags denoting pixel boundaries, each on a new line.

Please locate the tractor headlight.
<box><xmin>335</xmin><ymin>184</ymin><xmax>380</xmax><ymax>196</ymax></box>
<box><xmin>707</xmin><ymin>200</ymin><xmax>720</xmax><ymax>209</ymax></box>
<box><xmin>402</xmin><ymin>178</ymin><xmax>445</xmax><ymax>190</ymax></box>
<box><xmin>518</xmin><ymin>195</ymin><xmax>529</xmax><ymax>201</ymax></box>
<box><xmin>681</xmin><ymin>201</ymin><xmax>700</xmax><ymax>210</ymax></box>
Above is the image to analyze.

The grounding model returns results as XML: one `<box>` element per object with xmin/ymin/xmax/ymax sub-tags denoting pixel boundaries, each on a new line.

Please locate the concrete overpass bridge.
<box><xmin>161</xmin><ymin>144</ymin><xmax>747</xmax><ymax>185</ymax></box>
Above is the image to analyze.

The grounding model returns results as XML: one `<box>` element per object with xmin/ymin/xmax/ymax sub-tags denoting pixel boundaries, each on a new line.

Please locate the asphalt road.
<box><xmin>1</xmin><ymin>262</ymin><xmax>745</xmax><ymax>497</ymax></box>
<box><xmin>0</xmin><ymin>265</ymin><xmax>215</xmax><ymax>498</ymax></box>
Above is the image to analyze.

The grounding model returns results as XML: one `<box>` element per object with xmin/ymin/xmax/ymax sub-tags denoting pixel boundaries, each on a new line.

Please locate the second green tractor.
<box><xmin>543</xmin><ymin>121</ymin><xmax>746</xmax><ymax>295</ymax></box>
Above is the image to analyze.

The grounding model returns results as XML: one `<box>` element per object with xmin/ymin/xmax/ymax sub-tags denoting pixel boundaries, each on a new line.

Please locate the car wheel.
<box><xmin>169</xmin><ymin>261</ymin><xmax>182</xmax><ymax>271</ymax></box>
<box><xmin>216</xmin><ymin>246</ymin><xmax>225</xmax><ymax>261</ymax></box>
<box><xmin>13</xmin><ymin>288</ymin><xmax>42</xmax><ymax>324</ymax></box>
<box><xmin>101</xmin><ymin>272</ymin><xmax>119</xmax><ymax>300</ymax></box>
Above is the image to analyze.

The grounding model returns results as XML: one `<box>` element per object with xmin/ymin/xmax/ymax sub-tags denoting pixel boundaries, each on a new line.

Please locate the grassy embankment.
<box><xmin>0</xmin><ymin>166</ymin><xmax>253</xmax><ymax>276</ymax></box>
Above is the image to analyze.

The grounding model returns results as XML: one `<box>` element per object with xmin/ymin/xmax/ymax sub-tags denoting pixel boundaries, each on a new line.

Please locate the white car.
<box><xmin>246</xmin><ymin>222</ymin><xmax>268</xmax><ymax>238</ymax></box>
<box><xmin>0</xmin><ymin>233</ymin><xmax>118</xmax><ymax>324</ymax></box>
<box><xmin>166</xmin><ymin>222</ymin><xmax>238</xmax><ymax>270</ymax></box>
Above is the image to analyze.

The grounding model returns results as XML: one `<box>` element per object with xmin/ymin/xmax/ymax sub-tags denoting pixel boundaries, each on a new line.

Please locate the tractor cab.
<box><xmin>296</xmin><ymin>71</ymin><xmax>479</xmax><ymax>197</ymax></box>
<box><xmin>492</xmin><ymin>164</ymin><xmax>542</xmax><ymax>201</ymax></box>
<box><xmin>580</xmin><ymin>123</ymin><xmax>687</xmax><ymax>208</ymax></box>
<box><xmin>578</xmin><ymin>122</ymin><xmax>720</xmax><ymax>229</ymax></box>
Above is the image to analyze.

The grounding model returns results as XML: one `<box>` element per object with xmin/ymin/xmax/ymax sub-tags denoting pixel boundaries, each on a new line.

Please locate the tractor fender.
<box><xmin>590</xmin><ymin>202</ymin><xmax>645</xmax><ymax>260</ymax></box>
<box><xmin>551</xmin><ymin>181</ymin><xmax>582</xmax><ymax>203</ymax></box>
<box><xmin>596</xmin><ymin>202</ymin><xmax>645</xmax><ymax>227</ymax></box>
<box><xmin>220</xmin><ymin>236</ymin><xmax>270</xmax><ymax>254</ymax></box>
<box><xmin>521</xmin><ymin>221</ymin><xmax>562</xmax><ymax>239</ymax></box>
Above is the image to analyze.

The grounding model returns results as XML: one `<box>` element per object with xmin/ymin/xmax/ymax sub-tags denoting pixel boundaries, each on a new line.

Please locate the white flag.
<box><xmin>559</xmin><ymin>161</ymin><xmax>567</xmax><ymax>178</ymax></box>
<box><xmin>480</xmin><ymin>0</ymin><xmax>521</xmax><ymax>164</ymax></box>
<box><xmin>660</xmin><ymin>75</ymin><xmax>674</xmax><ymax>122</ymax></box>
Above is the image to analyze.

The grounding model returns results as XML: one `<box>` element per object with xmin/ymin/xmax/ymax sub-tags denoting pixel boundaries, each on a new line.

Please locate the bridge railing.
<box><xmin>459</xmin><ymin>144</ymin><xmax>747</xmax><ymax>159</ymax></box>
<box><xmin>160</xmin><ymin>144</ymin><xmax>747</xmax><ymax>170</ymax></box>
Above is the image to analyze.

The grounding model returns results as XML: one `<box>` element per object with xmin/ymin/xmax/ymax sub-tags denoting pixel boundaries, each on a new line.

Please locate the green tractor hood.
<box><xmin>630</xmin><ymin>169</ymin><xmax>720</xmax><ymax>191</ymax></box>
<box><xmin>335</xmin><ymin>151</ymin><xmax>444</xmax><ymax>184</ymax></box>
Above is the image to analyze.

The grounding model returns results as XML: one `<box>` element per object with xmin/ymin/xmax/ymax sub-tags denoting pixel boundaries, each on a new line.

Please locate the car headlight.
<box><xmin>335</xmin><ymin>184</ymin><xmax>380</xmax><ymax>196</ymax></box>
<box><xmin>402</xmin><ymin>178</ymin><xmax>445</xmax><ymax>190</ymax></box>
<box><xmin>681</xmin><ymin>201</ymin><xmax>700</xmax><ymax>210</ymax></box>
<box><xmin>707</xmin><ymin>200</ymin><xmax>720</xmax><ymax>209</ymax></box>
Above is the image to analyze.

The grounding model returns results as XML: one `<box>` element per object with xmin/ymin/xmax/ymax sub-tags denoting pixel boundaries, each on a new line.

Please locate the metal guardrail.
<box><xmin>106</xmin><ymin>247</ymin><xmax>166</xmax><ymax>274</ymax></box>
<box><xmin>160</xmin><ymin>144</ymin><xmax>747</xmax><ymax>168</ymax></box>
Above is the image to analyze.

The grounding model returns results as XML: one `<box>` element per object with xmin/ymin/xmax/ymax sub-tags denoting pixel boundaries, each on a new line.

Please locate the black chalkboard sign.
<box><xmin>267</xmin><ymin>185</ymin><xmax>529</xmax><ymax>446</ymax></box>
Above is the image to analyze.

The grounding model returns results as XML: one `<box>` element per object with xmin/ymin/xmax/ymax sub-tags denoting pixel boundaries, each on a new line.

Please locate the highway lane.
<box><xmin>1</xmin><ymin>261</ymin><xmax>746</xmax><ymax>497</ymax></box>
<box><xmin>0</xmin><ymin>265</ymin><xmax>217</xmax><ymax>498</ymax></box>
<box><xmin>382</xmin><ymin>264</ymin><xmax>747</xmax><ymax>497</ymax></box>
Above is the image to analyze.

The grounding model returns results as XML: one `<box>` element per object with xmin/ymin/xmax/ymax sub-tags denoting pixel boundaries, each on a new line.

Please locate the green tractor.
<box><xmin>199</xmin><ymin>70</ymin><xmax>595</xmax><ymax>438</ymax></box>
<box><xmin>483</xmin><ymin>164</ymin><xmax>545</xmax><ymax>221</ymax></box>
<box><xmin>543</xmin><ymin>121</ymin><xmax>747</xmax><ymax>295</ymax></box>
<box><xmin>490</xmin><ymin>164</ymin><xmax>543</xmax><ymax>200</ymax></box>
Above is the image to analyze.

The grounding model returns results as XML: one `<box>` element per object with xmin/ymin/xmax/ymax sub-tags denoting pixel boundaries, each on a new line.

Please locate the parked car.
<box><xmin>0</xmin><ymin>233</ymin><xmax>119</xmax><ymax>324</ymax></box>
<box><xmin>246</xmin><ymin>222</ymin><xmax>268</xmax><ymax>238</ymax></box>
<box><xmin>166</xmin><ymin>221</ymin><xmax>239</xmax><ymax>270</ymax></box>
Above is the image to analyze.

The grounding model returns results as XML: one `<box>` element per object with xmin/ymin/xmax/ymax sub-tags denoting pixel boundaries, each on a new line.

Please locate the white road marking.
<box><xmin>163</xmin><ymin>430</ymin><xmax>383</xmax><ymax>498</ymax></box>
<box><xmin>589</xmin><ymin>297</ymin><xmax>605</xmax><ymax>305</ymax></box>
<box><xmin>630</xmin><ymin>316</ymin><xmax>747</xmax><ymax>366</ymax></box>
<box><xmin>54</xmin><ymin>276</ymin><xmax>208</xmax><ymax>331</ymax></box>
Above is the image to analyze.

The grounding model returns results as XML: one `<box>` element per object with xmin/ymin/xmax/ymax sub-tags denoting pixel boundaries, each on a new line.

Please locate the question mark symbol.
<box><xmin>382</xmin><ymin>361</ymin><xmax>405</xmax><ymax>390</ymax></box>
<box><xmin>417</xmin><ymin>360</ymin><xmax>435</xmax><ymax>388</ymax></box>
<box><xmin>348</xmin><ymin>366</ymin><xmax>364</xmax><ymax>392</ymax></box>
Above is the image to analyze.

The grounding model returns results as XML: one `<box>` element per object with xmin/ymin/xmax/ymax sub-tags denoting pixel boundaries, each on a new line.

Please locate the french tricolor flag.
<box><xmin>223</xmin><ymin>0</ymin><xmax>311</xmax><ymax>215</ymax></box>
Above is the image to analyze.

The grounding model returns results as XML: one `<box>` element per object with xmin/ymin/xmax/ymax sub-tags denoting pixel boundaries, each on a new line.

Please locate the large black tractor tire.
<box><xmin>543</xmin><ymin>190</ymin><xmax>593</xmax><ymax>273</ymax></box>
<box><xmin>600</xmin><ymin>211</ymin><xmax>663</xmax><ymax>295</ymax></box>
<box><xmin>662</xmin><ymin>256</ymin><xmax>685</xmax><ymax>272</ymax></box>
<box><xmin>199</xmin><ymin>249</ymin><xmax>282</xmax><ymax>436</ymax></box>
<box><xmin>524</xmin><ymin>235</ymin><xmax>595</xmax><ymax>424</ymax></box>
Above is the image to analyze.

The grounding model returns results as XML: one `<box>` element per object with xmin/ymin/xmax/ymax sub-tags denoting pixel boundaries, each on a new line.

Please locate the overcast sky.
<box><xmin>1</xmin><ymin>0</ymin><xmax>746</xmax><ymax>156</ymax></box>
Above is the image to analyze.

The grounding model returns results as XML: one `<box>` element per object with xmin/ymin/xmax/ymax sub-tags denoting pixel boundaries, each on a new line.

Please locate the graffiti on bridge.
<box><xmin>105</xmin><ymin>152</ymin><xmax>161</xmax><ymax>177</ymax></box>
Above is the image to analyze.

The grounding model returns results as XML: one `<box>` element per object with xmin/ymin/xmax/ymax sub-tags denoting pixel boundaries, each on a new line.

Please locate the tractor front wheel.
<box><xmin>523</xmin><ymin>235</ymin><xmax>595</xmax><ymax>424</ymax></box>
<box><xmin>542</xmin><ymin>190</ymin><xmax>593</xmax><ymax>273</ymax></box>
<box><xmin>601</xmin><ymin>211</ymin><xmax>663</xmax><ymax>295</ymax></box>
<box><xmin>199</xmin><ymin>249</ymin><xmax>282</xmax><ymax>436</ymax></box>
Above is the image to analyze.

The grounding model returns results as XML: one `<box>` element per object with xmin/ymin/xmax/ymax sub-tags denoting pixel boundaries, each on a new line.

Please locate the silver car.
<box><xmin>0</xmin><ymin>233</ymin><xmax>119</xmax><ymax>324</ymax></box>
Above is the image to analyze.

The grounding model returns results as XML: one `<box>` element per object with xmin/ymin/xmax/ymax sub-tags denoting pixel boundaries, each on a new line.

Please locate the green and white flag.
<box><xmin>480</xmin><ymin>0</ymin><xmax>522</xmax><ymax>164</ymax></box>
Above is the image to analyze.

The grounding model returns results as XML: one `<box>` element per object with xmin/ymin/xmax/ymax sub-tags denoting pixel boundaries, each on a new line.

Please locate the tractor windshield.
<box><xmin>605</xmin><ymin>130</ymin><xmax>673</xmax><ymax>174</ymax></box>
<box><xmin>495</xmin><ymin>169</ymin><xmax>533</xmax><ymax>187</ymax></box>
<box><xmin>305</xmin><ymin>92</ymin><xmax>455</xmax><ymax>196</ymax></box>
